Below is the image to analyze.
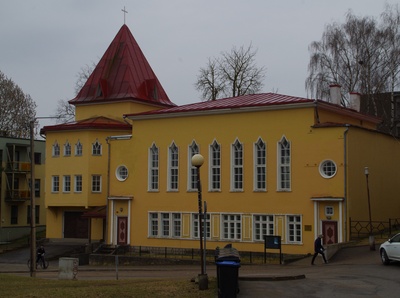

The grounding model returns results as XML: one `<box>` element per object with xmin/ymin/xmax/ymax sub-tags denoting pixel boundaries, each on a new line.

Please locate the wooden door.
<box><xmin>117</xmin><ymin>217</ymin><xmax>128</xmax><ymax>245</ymax></box>
<box><xmin>322</xmin><ymin>221</ymin><xmax>337</xmax><ymax>245</ymax></box>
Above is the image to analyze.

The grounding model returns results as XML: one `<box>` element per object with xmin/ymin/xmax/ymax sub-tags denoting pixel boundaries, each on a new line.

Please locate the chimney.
<box><xmin>349</xmin><ymin>92</ymin><xmax>361</xmax><ymax>112</ymax></box>
<box><xmin>329</xmin><ymin>84</ymin><xmax>341</xmax><ymax>105</ymax></box>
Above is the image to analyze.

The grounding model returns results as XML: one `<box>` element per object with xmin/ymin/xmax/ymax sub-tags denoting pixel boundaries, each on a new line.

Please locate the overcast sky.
<box><xmin>0</xmin><ymin>0</ymin><xmax>394</xmax><ymax>127</ymax></box>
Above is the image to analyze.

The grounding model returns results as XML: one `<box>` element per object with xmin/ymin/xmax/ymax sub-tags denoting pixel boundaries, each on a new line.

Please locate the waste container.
<box><xmin>216</xmin><ymin>261</ymin><xmax>241</xmax><ymax>297</ymax></box>
<box><xmin>215</xmin><ymin>245</ymin><xmax>240</xmax><ymax>298</ymax></box>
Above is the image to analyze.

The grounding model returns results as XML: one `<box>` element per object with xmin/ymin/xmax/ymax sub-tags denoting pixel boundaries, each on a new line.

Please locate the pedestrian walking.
<box><xmin>311</xmin><ymin>234</ymin><xmax>328</xmax><ymax>265</ymax></box>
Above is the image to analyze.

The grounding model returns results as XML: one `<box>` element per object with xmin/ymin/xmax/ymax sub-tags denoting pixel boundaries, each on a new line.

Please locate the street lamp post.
<box><xmin>364</xmin><ymin>167</ymin><xmax>375</xmax><ymax>251</ymax></box>
<box><xmin>29</xmin><ymin>120</ymin><xmax>36</xmax><ymax>277</ymax></box>
<box><xmin>191</xmin><ymin>154</ymin><xmax>208</xmax><ymax>290</ymax></box>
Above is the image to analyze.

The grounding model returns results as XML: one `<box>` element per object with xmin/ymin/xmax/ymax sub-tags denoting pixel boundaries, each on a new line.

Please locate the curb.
<box><xmin>239</xmin><ymin>274</ymin><xmax>306</xmax><ymax>281</ymax></box>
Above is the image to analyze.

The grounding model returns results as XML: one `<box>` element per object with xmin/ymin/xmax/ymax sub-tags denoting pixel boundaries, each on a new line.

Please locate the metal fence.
<box><xmin>349</xmin><ymin>217</ymin><xmax>400</xmax><ymax>239</ymax></box>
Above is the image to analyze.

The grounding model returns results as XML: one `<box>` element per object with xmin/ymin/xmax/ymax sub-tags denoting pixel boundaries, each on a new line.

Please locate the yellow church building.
<box><xmin>41</xmin><ymin>24</ymin><xmax>400</xmax><ymax>256</ymax></box>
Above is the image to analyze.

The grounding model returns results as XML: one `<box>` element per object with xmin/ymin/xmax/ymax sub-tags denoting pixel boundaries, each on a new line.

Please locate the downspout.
<box><xmin>106</xmin><ymin>137</ymin><xmax>111</xmax><ymax>245</ymax></box>
<box><xmin>343</xmin><ymin>124</ymin><xmax>350</xmax><ymax>242</ymax></box>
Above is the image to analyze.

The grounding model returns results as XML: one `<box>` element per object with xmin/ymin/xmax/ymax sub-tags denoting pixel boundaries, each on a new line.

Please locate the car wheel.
<box><xmin>380</xmin><ymin>249</ymin><xmax>390</xmax><ymax>265</ymax></box>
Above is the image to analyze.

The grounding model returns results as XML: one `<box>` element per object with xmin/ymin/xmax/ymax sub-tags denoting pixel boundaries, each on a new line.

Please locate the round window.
<box><xmin>319</xmin><ymin>160</ymin><xmax>337</xmax><ymax>178</ymax></box>
<box><xmin>116</xmin><ymin>165</ymin><xmax>128</xmax><ymax>181</ymax></box>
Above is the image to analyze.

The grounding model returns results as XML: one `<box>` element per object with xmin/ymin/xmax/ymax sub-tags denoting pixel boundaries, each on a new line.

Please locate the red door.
<box><xmin>117</xmin><ymin>217</ymin><xmax>128</xmax><ymax>245</ymax></box>
<box><xmin>322</xmin><ymin>221</ymin><xmax>337</xmax><ymax>245</ymax></box>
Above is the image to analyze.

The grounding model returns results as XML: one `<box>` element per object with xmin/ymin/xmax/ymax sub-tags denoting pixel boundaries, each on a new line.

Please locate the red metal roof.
<box><xmin>125</xmin><ymin>93</ymin><xmax>314</xmax><ymax>117</ymax></box>
<box><xmin>40</xmin><ymin>116</ymin><xmax>131</xmax><ymax>133</ymax></box>
<box><xmin>69</xmin><ymin>25</ymin><xmax>175</xmax><ymax>107</ymax></box>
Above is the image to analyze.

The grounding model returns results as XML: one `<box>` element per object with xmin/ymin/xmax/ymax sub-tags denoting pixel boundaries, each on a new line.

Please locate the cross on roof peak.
<box><xmin>121</xmin><ymin>6</ymin><xmax>128</xmax><ymax>24</ymax></box>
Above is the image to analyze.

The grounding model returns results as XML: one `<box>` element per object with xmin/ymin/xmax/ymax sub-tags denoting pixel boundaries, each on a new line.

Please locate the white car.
<box><xmin>380</xmin><ymin>233</ymin><xmax>400</xmax><ymax>265</ymax></box>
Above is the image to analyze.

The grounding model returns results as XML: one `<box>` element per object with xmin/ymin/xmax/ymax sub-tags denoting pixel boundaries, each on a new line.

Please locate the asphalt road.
<box><xmin>1</xmin><ymin>243</ymin><xmax>399</xmax><ymax>297</ymax></box>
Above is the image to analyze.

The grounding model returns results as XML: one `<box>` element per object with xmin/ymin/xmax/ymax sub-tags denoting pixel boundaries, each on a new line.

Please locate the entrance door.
<box><xmin>117</xmin><ymin>217</ymin><xmax>128</xmax><ymax>245</ymax></box>
<box><xmin>322</xmin><ymin>221</ymin><xmax>338</xmax><ymax>245</ymax></box>
<box><xmin>64</xmin><ymin>212</ymin><xmax>88</xmax><ymax>238</ymax></box>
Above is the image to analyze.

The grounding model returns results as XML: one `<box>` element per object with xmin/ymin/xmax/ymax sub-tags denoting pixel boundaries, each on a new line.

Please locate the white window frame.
<box><xmin>63</xmin><ymin>175</ymin><xmax>71</xmax><ymax>192</ymax></box>
<box><xmin>188</xmin><ymin>141</ymin><xmax>199</xmax><ymax>191</ymax></box>
<box><xmin>277</xmin><ymin>136</ymin><xmax>291</xmax><ymax>191</ymax></box>
<box><xmin>209</xmin><ymin>140</ymin><xmax>221</xmax><ymax>191</ymax></box>
<box><xmin>319</xmin><ymin>160</ymin><xmax>337</xmax><ymax>179</ymax></box>
<box><xmin>172</xmin><ymin>213</ymin><xmax>181</xmax><ymax>237</ymax></box>
<box><xmin>148</xmin><ymin>143</ymin><xmax>159</xmax><ymax>191</ymax></box>
<box><xmin>74</xmin><ymin>175</ymin><xmax>82</xmax><ymax>192</ymax></box>
<box><xmin>168</xmin><ymin>142</ymin><xmax>179</xmax><ymax>191</ymax></box>
<box><xmin>254</xmin><ymin>138</ymin><xmax>266</xmax><ymax>191</ymax></box>
<box><xmin>231</xmin><ymin>139</ymin><xmax>243</xmax><ymax>191</ymax></box>
<box><xmin>91</xmin><ymin>175</ymin><xmax>102</xmax><ymax>192</ymax></box>
<box><xmin>161</xmin><ymin>213</ymin><xmax>170</xmax><ymax>237</ymax></box>
<box><xmin>51</xmin><ymin>175</ymin><xmax>59</xmax><ymax>192</ymax></box>
<box><xmin>116</xmin><ymin>165</ymin><xmax>128</xmax><ymax>181</ymax></box>
<box><xmin>75</xmin><ymin>140</ymin><xmax>83</xmax><ymax>156</ymax></box>
<box><xmin>92</xmin><ymin>139</ymin><xmax>102</xmax><ymax>156</ymax></box>
<box><xmin>52</xmin><ymin>142</ymin><xmax>60</xmax><ymax>157</ymax></box>
<box><xmin>287</xmin><ymin>215</ymin><xmax>302</xmax><ymax>243</ymax></box>
<box><xmin>253</xmin><ymin>214</ymin><xmax>274</xmax><ymax>241</ymax></box>
<box><xmin>149</xmin><ymin>212</ymin><xmax>159</xmax><ymax>237</ymax></box>
<box><xmin>192</xmin><ymin>213</ymin><xmax>211</xmax><ymax>239</ymax></box>
<box><xmin>222</xmin><ymin>214</ymin><xmax>241</xmax><ymax>240</ymax></box>
<box><xmin>64</xmin><ymin>141</ymin><xmax>71</xmax><ymax>156</ymax></box>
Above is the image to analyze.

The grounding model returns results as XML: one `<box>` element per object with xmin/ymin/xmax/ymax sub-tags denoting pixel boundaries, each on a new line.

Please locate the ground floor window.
<box><xmin>222</xmin><ymin>214</ymin><xmax>241</xmax><ymax>240</ymax></box>
<box><xmin>287</xmin><ymin>215</ymin><xmax>302</xmax><ymax>243</ymax></box>
<box><xmin>148</xmin><ymin>212</ymin><xmax>182</xmax><ymax>238</ymax></box>
<box><xmin>254</xmin><ymin>215</ymin><xmax>274</xmax><ymax>240</ymax></box>
<box><xmin>192</xmin><ymin>213</ymin><xmax>211</xmax><ymax>239</ymax></box>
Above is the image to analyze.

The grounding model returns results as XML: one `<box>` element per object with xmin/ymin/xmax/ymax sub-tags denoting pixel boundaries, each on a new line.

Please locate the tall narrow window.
<box><xmin>92</xmin><ymin>139</ymin><xmax>102</xmax><ymax>156</ymax></box>
<box><xmin>210</xmin><ymin>140</ymin><xmax>221</xmax><ymax>191</ymax></box>
<box><xmin>91</xmin><ymin>175</ymin><xmax>102</xmax><ymax>192</ymax></box>
<box><xmin>63</xmin><ymin>175</ymin><xmax>71</xmax><ymax>192</ymax></box>
<box><xmin>75</xmin><ymin>140</ymin><xmax>83</xmax><ymax>156</ymax></box>
<box><xmin>149</xmin><ymin>213</ymin><xmax>159</xmax><ymax>237</ymax></box>
<box><xmin>254</xmin><ymin>138</ymin><xmax>266</xmax><ymax>191</ymax></box>
<box><xmin>231</xmin><ymin>139</ymin><xmax>243</xmax><ymax>191</ymax></box>
<box><xmin>278</xmin><ymin>136</ymin><xmax>291</xmax><ymax>191</ymax></box>
<box><xmin>52</xmin><ymin>142</ymin><xmax>60</xmax><ymax>157</ymax></box>
<box><xmin>161</xmin><ymin>213</ymin><xmax>170</xmax><ymax>237</ymax></box>
<box><xmin>188</xmin><ymin>141</ymin><xmax>199</xmax><ymax>190</ymax></box>
<box><xmin>168</xmin><ymin>142</ymin><xmax>179</xmax><ymax>191</ymax></box>
<box><xmin>287</xmin><ymin>215</ymin><xmax>302</xmax><ymax>243</ymax></box>
<box><xmin>172</xmin><ymin>213</ymin><xmax>181</xmax><ymax>237</ymax></box>
<box><xmin>11</xmin><ymin>205</ymin><xmax>18</xmax><ymax>224</ymax></box>
<box><xmin>148</xmin><ymin>144</ymin><xmax>159</xmax><ymax>191</ymax></box>
<box><xmin>52</xmin><ymin>176</ymin><xmax>59</xmax><ymax>192</ymax></box>
<box><xmin>74</xmin><ymin>175</ymin><xmax>82</xmax><ymax>192</ymax></box>
<box><xmin>64</xmin><ymin>141</ymin><xmax>71</xmax><ymax>156</ymax></box>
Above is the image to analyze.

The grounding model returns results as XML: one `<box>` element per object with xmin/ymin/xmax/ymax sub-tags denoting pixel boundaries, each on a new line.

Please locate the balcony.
<box><xmin>5</xmin><ymin>162</ymin><xmax>31</xmax><ymax>173</ymax></box>
<box><xmin>5</xmin><ymin>190</ymin><xmax>31</xmax><ymax>202</ymax></box>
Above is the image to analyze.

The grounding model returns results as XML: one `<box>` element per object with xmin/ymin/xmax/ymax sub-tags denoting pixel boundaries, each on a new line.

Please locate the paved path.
<box><xmin>1</xmin><ymin>243</ymin><xmax>399</xmax><ymax>297</ymax></box>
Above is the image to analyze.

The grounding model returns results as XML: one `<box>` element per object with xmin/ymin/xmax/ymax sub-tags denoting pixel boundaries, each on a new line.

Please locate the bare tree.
<box><xmin>306</xmin><ymin>5</ymin><xmax>400</xmax><ymax>122</ymax></box>
<box><xmin>54</xmin><ymin>62</ymin><xmax>96</xmax><ymax>122</ymax></box>
<box><xmin>195</xmin><ymin>44</ymin><xmax>266</xmax><ymax>101</ymax></box>
<box><xmin>0</xmin><ymin>70</ymin><xmax>36</xmax><ymax>138</ymax></box>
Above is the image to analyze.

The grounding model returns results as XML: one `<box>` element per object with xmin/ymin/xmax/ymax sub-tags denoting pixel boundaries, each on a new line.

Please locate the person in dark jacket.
<box><xmin>36</xmin><ymin>245</ymin><xmax>45</xmax><ymax>264</ymax></box>
<box><xmin>311</xmin><ymin>234</ymin><xmax>328</xmax><ymax>265</ymax></box>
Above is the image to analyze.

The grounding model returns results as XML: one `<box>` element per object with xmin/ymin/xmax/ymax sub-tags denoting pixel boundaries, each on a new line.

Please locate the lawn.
<box><xmin>0</xmin><ymin>274</ymin><xmax>217</xmax><ymax>298</ymax></box>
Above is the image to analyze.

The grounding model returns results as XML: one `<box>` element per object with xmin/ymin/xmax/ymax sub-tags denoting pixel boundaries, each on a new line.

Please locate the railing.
<box><xmin>5</xmin><ymin>162</ymin><xmax>31</xmax><ymax>172</ymax></box>
<box><xmin>94</xmin><ymin>245</ymin><xmax>290</xmax><ymax>265</ymax></box>
<box><xmin>349</xmin><ymin>217</ymin><xmax>400</xmax><ymax>239</ymax></box>
<box><xmin>5</xmin><ymin>190</ymin><xmax>31</xmax><ymax>201</ymax></box>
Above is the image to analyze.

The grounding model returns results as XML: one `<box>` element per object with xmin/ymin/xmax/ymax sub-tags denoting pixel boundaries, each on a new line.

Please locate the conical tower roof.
<box><xmin>70</xmin><ymin>25</ymin><xmax>175</xmax><ymax>107</ymax></box>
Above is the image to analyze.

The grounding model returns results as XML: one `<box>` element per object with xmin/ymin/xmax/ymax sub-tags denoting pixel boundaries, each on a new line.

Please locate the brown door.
<box><xmin>322</xmin><ymin>221</ymin><xmax>338</xmax><ymax>245</ymax></box>
<box><xmin>117</xmin><ymin>217</ymin><xmax>128</xmax><ymax>245</ymax></box>
<box><xmin>64</xmin><ymin>212</ymin><xmax>88</xmax><ymax>238</ymax></box>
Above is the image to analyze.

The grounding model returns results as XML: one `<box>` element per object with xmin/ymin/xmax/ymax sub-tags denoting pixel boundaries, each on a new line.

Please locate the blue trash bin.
<box><xmin>216</xmin><ymin>260</ymin><xmax>241</xmax><ymax>298</ymax></box>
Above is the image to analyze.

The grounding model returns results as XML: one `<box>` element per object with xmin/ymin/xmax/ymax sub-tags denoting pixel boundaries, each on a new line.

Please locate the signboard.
<box><xmin>264</xmin><ymin>235</ymin><xmax>282</xmax><ymax>264</ymax></box>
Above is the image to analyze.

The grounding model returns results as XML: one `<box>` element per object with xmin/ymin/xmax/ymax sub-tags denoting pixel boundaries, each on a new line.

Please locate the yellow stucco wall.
<box><xmin>108</xmin><ymin>107</ymin><xmax>349</xmax><ymax>254</ymax></box>
<box><xmin>346</xmin><ymin>127</ymin><xmax>400</xmax><ymax>221</ymax></box>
